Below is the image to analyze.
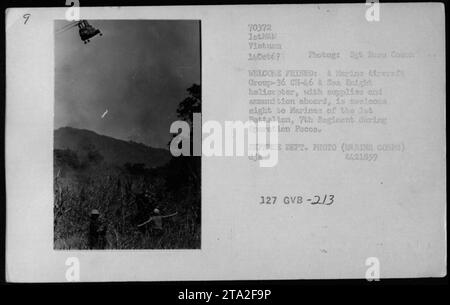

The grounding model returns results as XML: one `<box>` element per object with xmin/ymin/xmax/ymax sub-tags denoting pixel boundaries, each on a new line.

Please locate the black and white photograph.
<box><xmin>3</xmin><ymin>3</ymin><xmax>446</xmax><ymax>287</ymax></box>
<box><xmin>53</xmin><ymin>20</ymin><xmax>201</xmax><ymax>249</ymax></box>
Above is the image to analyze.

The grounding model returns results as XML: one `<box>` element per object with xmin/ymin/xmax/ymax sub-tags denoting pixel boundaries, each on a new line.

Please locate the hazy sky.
<box><xmin>55</xmin><ymin>20</ymin><xmax>200</xmax><ymax>149</ymax></box>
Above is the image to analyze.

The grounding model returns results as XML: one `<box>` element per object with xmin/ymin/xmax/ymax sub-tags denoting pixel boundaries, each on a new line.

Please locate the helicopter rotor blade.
<box><xmin>57</xmin><ymin>21</ymin><xmax>79</xmax><ymax>29</ymax></box>
<box><xmin>55</xmin><ymin>23</ymin><xmax>78</xmax><ymax>33</ymax></box>
<box><xmin>55</xmin><ymin>22</ymin><xmax>79</xmax><ymax>34</ymax></box>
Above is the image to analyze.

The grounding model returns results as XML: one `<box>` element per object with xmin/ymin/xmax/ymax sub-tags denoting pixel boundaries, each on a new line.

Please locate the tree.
<box><xmin>176</xmin><ymin>84</ymin><xmax>201</xmax><ymax>125</ymax></box>
<box><xmin>54</xmin><ymin>148</ymin><xmax>80</xmax><ymax>169</ymax></box>
<box><xmin>165</xmin><ymin>84</ymin><xmax>201</xmax><ymax>200</ymax></box>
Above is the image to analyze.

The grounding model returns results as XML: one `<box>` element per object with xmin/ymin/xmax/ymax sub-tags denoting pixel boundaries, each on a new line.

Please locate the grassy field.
<box><xmin>54</xmin><ymin>161</ymin><xmax>201</xmax><ymax>250</ymax></box>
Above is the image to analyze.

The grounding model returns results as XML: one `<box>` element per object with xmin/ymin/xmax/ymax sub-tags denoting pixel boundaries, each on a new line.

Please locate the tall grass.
<box><xmin>54</xmin><ymin>166</ymin><xmax>200</xmax><ymax>250</ymax></box>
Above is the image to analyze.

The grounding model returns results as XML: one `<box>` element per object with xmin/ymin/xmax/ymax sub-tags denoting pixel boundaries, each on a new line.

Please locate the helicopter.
<box><xmin>56</xmin><ymin>20</ymin><xmax>102</xmax><ymax>44</ymax></box>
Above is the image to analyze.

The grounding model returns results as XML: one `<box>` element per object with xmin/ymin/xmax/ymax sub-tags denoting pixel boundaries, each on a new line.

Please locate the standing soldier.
<box><xmin>135</xmin><ymin>189</ymin><xmax>154</xmax><ymax>226</ymax></box>
<box><xmin>151</xmin><ymin>208</ymin><xmax>163</xmax><ymax>235</ymax></box>
<box><xmin>89</xmin><ymin>209</ymin><xmax>107</xmax><ymax>249</ymax></box>
<box><xmin>137</xmin><ymin>207</ymin><xmax>178</xmax><ymax>237</ymax></box>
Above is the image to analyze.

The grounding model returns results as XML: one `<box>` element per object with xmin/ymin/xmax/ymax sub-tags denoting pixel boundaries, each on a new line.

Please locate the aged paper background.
<box><xmin>6</xmin><ymin>4</ymin><xmax>446</xmax><ymax>281</ymax></box>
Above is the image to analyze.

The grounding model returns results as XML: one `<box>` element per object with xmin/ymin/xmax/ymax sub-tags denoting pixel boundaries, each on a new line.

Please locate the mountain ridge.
<box><xmin>54</xmin><ymin>126</ymin><xmax>171</xmax><ymax>168</ymax></box>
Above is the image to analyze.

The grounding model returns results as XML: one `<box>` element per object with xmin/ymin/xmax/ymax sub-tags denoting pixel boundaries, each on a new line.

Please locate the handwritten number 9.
<box><xmin>23</xmin><ymin>14</ymin><xmax>30</xmax><ymax>24</ymax></box>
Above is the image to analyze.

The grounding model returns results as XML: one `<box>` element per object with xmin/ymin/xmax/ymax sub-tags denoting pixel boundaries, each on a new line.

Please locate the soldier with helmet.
<box><xmin>88</xmin><ymin>209</ymin><xmax>107</xmax><ymax>249</ymax></box>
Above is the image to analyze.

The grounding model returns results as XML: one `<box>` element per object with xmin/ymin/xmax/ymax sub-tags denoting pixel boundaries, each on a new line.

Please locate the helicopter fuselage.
<box><xmin>78</xmin><ymin>21</ymin><xmax>102</xmax><ymax>43</ymax></box>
